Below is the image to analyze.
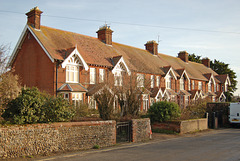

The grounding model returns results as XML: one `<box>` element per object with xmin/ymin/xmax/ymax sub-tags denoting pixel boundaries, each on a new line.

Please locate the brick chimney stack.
<box><xmin>26</xmin><ymin>7</ymin><xmax>43</xmax><ymax>30</ymax></box>
<box><xmin>145</xmin><ymin>40</ymin><xmax>158</xmax><ymax>55</ymax></box>
<box><xmin>178</xmin><ymin>51</ymin><xmax>189</xmax><ymax>62</ymax></box>
<box><xmin>96</xmin><ymin>25</ymin><xmax>113</xmax><ymax>45</ymax></box>
<box><xmin>202</xmin><ymin>58</ymin><xmax>210</xmax><ymax>68</ymax></box>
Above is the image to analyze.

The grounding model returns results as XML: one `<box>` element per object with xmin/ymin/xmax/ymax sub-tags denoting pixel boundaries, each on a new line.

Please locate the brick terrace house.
<box><xmin>8</xmin><ymin>7</ymin><xmax>231</xmax><ymax>110</ymax></box>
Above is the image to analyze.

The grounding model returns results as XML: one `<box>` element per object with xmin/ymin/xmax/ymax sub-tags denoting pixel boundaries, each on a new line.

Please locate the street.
<box><xmin>25</xmin><ymin>128</ymin><xmax>240</xmax><ymax>161</ymax></box>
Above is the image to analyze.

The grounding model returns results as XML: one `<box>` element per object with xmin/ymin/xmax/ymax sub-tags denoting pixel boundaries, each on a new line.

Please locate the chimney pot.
<box><xmin>26</xmin><ymin>7</ymin><xmax>43</xmax><ymax>29</ymax></box>
<box><xmin>178</xmin><ymin>51</ymin><xmax>189</xmax><ymax>62</ymax></box>
<box><xmin>145</xmin><ymin>40</ymin><xmax>158</xmax><ymax>55</ymax></box>
<box><xmin>96</xmin><ymin>25</ymin><xmax>113</xmax><ymax>45</ymax></box>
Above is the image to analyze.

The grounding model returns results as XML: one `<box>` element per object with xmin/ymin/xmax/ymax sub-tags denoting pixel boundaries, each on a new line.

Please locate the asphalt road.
<box><xmin>19</xmin><ymin>128</ymin><xmax>240</xmax><ymax>161</ymax></box>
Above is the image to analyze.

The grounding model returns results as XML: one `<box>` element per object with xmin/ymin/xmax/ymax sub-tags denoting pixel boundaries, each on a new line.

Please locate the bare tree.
<box><xmin>0</xmin><ymin>45</ymin><xmax>21</xmax><ymax>113</ymax></box>
<box><xmin>0</xmin><ymin>44</ymin><xmax>8</xmax><ymax>74</ymax></box>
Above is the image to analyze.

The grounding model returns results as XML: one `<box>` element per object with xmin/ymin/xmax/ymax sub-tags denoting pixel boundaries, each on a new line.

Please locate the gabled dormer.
<box><xmin>61</xmin><ymin>47</ymin><xmax>89</xmax><ymax>83</ymax></box>
<box><xmin>162</xmin><ymin>66</ymin><xmax>177</xmax><ymax>89</ymax></box>
<box><xmin>111</xmin><ymin>56</ymin><xmax>130</xmax><ymax>86</ymax></box>
<box><xmin>215</xmin><ymin>74</ymin><xmax>231</xmax><ymax>92</ymax></box>
<box><xmin>176</xmin><ymin>69</ymin><xmax>190</xmax><ymax>91</ymax></box>
<box><xmin>204</xmin><ymin>73</ymin><xmax>216</xmax><ymax>92</ymax></box>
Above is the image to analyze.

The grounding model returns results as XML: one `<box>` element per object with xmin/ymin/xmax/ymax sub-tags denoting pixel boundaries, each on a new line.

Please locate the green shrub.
<box><xmin>147</xmin><ymin>101</ymin><xmax>181</xmax><ymax>123</ymax></box>
<box><xmin>93</xmin><ymin>144</ymin><xmax>100</xmax><ymax>149</ymax></box>
<box><xmin>2</xmin><ymin>87</ymin><xmax>74</xmax><ymax>124</ymax></box>
<box><xmin>43</xmin><ymin>96</ymin><xmax>75</xmax><ymax>122</ymax></box>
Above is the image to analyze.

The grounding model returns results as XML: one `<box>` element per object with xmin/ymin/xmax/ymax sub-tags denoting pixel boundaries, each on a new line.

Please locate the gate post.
<box><xmin>212</xmin><ymin>112</ymin><xmax>215</xmax><ymax>129</ymax></box>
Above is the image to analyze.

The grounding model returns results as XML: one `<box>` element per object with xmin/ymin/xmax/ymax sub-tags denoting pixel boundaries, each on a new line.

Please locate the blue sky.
<box><xmin>1</xmin><ymin>0</ymin><xmax>240</xmax><ymax>95</ymax></box>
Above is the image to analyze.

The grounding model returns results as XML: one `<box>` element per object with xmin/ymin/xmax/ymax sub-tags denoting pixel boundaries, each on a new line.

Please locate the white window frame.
<box><xmin>208</xmin><ymin>81</ymin><xmax>212</xmax><ymax>92</ymax></box>
<box><xmin>66</xmin><ymin>65</ymin><xmax>79</xmax><ymax>83</ymax></box>
<box><xmin>151</xmin><ymin>75</ymin><xmax>154</xmax><ymax>88</ymax></box>
<box><xmin>137</xmin><ymin>73</ymin><xmax>144</xmax><ymax>87</ymax></box>
<box><xmin>90</xmin><ymin>68</ymin><xmax>96</xmax><ymax>84</ymax></box>
<box><xmin>166</xmin><ymin>75</ymin><xmax>171</xmax><ymax>89</ymax></box>
<box><xmin>198</xmin><ymin>81</ymin><xmax>202</xmax><ymax>90</ymax></box>
<box><xmin>212</xmin><ymin>96</ymin><xmax>216</xmax><ymax>102</ymax></box>
<box><xmin>192</xmin><ymin>80</ymin><xmax>195</xmax><ymax>90</ymax></box>
<box><xmin>99</xmin><ymin>68</ymin><xmax>105</xmax><ymax>83</ymax></box>
<box><xmin>72</xmin><ymin>93</ymin><xmax>83</xmax><ymax>106</ymax></box>
<box><xmin>114</xmin><ymin>71</ymin><xmax>123</xmax><ymax>86</ymax></box>
<box><xmin>225</xmin><ymin>83</ymin><xmax>228</xmax><ymax>92</ymax></box>
<box><xmin>142</xmin><ymin>94</ymin><xmax>149</xmax><ymax>111</ymax></box>
<box><xmin>89</xmin><ymin>96</ymin><xmax>97</xmax><ymax>109</ymax></box>
<box><xmin>156</xmin><ymin>76</ymin><xmax>160</xmax><ymax>87</ymax></box>
<box><xmin>180</xmin><ymin>77</ymin><xmax>184</xmax><ymax>90</ymax></box>
<box><xmin>185</xmin><ymin>96</ymin><xmax>189</xmax><ymax>106</ymax></box>
<box><xmin>63</xmin><ymin>93</ymin><xmax>69</xmax><ymax>100</ymax></box>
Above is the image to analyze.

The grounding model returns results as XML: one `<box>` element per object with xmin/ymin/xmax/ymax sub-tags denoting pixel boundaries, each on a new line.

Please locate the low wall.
<box><xmin>132</xmin><ymin>118</ymin><xmax>151</xmax><ymax>142</ymax></box>
<box><xmin>0</xmin><ymin>121</ymin><xmax>116</xmax><ymax>159</ymax></box>
<box><xmin>180</xmin><ymin>118</ymin><xmax>208</xmax><ymax>133</ymax></box>
<box><xmin>152</xmin><ymin>118</ymin><xmax>208</xmax><ymax>134</ymax></box>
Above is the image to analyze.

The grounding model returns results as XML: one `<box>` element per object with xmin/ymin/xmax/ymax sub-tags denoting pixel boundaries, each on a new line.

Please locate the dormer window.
<box><xmin>166</xmin><ymin>75</ymin><xmax>171</xmax><ymax>89</ymax></box>
<box><xmin>64</xmin><ymin>53</ymin><xmax>85</xmax><ymax>83</ymax></box>
<box><xmin>66</xmin><ymin>65</ymin><xmax>79</xmax><ymax>83</ymax></box>
<box><xmin>208</xmin><ymin>81</ymin><xmax>212</xmax><ymax>92</ymax></box>
<box><xmin>180</xmin><ymin>77</ymin><xmax>184</xmax><ymax>90</ymax></box>
<box><xmin>225</xmin><ymin>83</ymin><xmax>228</xmax><ymax>92</ymax></box>
<box><xmin>114</xmin><ymin>71</ymin><xmax>122</xmax><ymax>86</ymax></box>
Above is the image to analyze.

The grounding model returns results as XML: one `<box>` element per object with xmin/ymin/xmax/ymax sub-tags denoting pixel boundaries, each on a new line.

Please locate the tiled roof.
<box><xmin>150</xmin><ymin>87</ymin><xmax>160</xmax><ymax>97</ymax></box>
<box><xmin>166</xmin><ymin>89</ymin><xmax>177</xmax><ymax>95</ymax></box>
<box><xmin>175</xmin><ymin>69</ymin><xmax>185</xmax><ymax>78</ymax></box>
<box><xmin>215</xmin><ymin>74</ymin><xmax>228</xmax><ymax>84</ymax></box>
<box><xmin>29</xmin><ymin>25</ymin><xmax>219</xmax><ymax>80</ymax></box>
<box><xmin>87</xmin><ymin>84</ymin><xmax>105</xmax><ymax>96</ymax></box>
<box><xmin>215</xmin><ymin>91</ymin><xmax>225</xmax><ymax>99</ymax></box>
<box><xmin>204</xmin><ymin>73</ymin><xmax>212</xmax><ymax>80</ymax></box>
<box><xmin>58</xmin><ymin>83</ymin><xmax>88</xmax><ymax>92</ymax></box>
<box><xmin>111</xmin><ymin>56</ymin><xmax>122</xmax><ymax>66</ymax></box>
<box><xmin>179</xmin><ymin>90</ymin><xmax>191</xmax><ymax>96</ymax></box>
<box><xmin>206</xmin><ymin>91</ymin><xmax>217</xmax><ymax>96</ymax></box>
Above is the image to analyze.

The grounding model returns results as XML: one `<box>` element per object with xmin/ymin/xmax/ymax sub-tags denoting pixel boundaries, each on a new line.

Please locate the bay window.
<box><xmin>72</xmin><ymin>93</ymin><xmax>83</xmax><ymax>107</ymax></box>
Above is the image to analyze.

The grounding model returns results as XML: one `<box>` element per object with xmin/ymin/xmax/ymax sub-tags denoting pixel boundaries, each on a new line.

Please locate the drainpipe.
<box><xmin>56</xmin><ymin>60</ymin><xmax>60</xmax><ymax>96</ymax></box>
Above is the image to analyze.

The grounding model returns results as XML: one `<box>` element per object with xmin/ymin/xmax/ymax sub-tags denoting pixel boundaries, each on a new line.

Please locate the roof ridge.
<box><xmin>40</xmin><ymin>25</ymin><xmax>99</xmax><ymax>40</ymax></box>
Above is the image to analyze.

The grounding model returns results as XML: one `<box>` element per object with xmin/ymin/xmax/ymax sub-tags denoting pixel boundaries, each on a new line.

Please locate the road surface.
<box><xmin>18</xmin><ymin>128</ymin><xmax>240</xmax><ymax>161</ymax></box>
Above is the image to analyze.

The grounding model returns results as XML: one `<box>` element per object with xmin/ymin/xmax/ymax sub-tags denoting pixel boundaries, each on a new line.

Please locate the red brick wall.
<box><xmin>12</xmin><ymin>31</ymin><xmax>54</xmax><ymax>95</ymax></box>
